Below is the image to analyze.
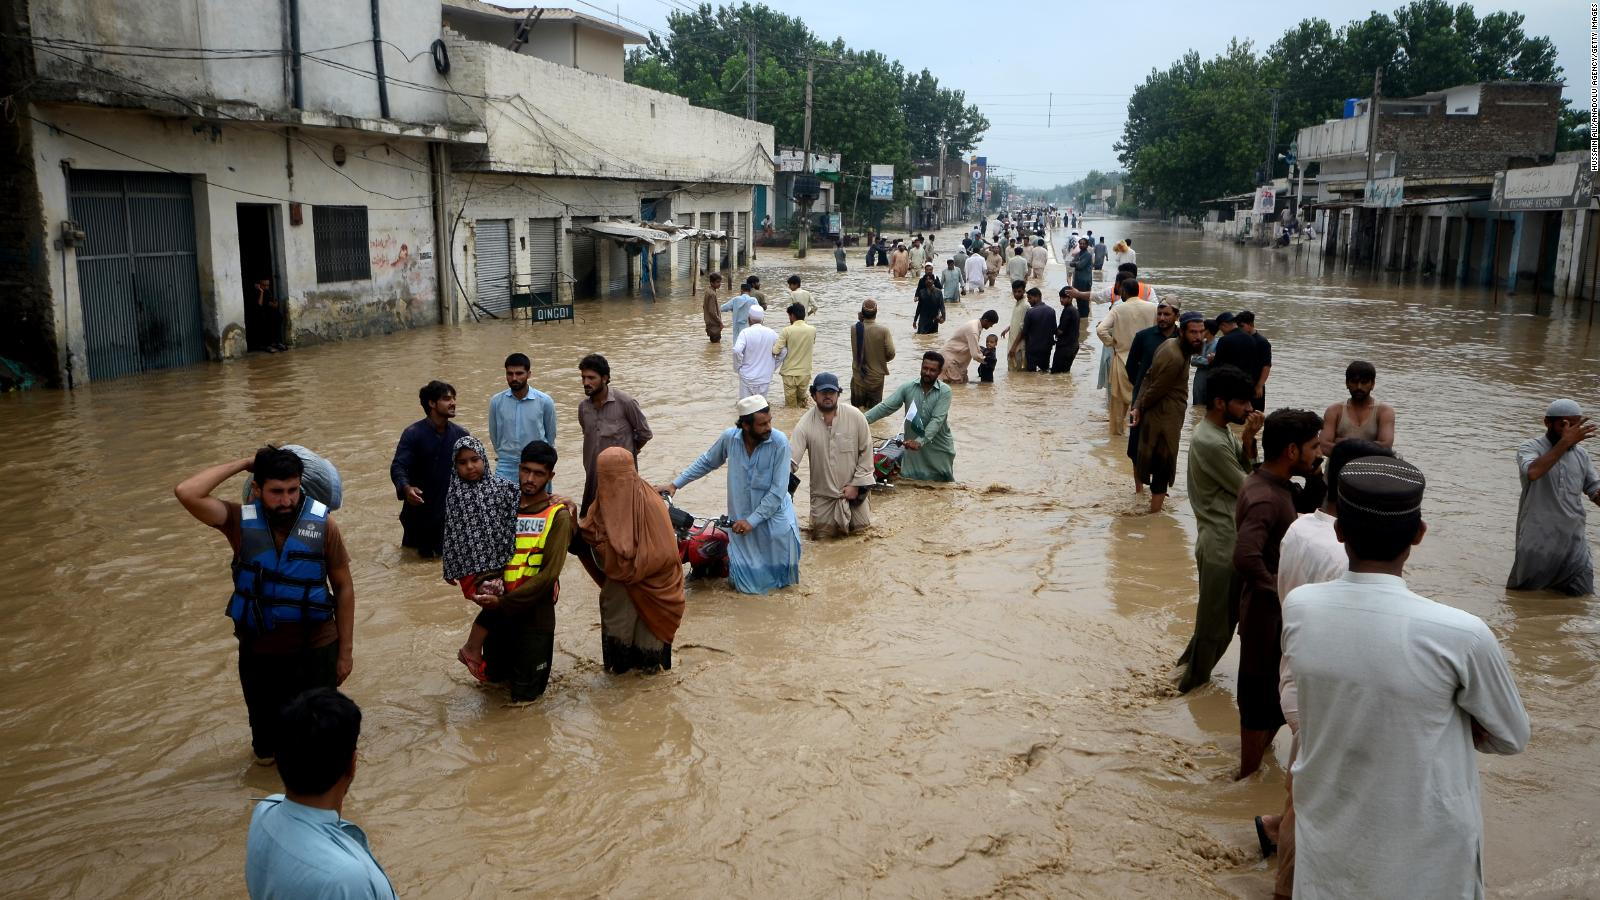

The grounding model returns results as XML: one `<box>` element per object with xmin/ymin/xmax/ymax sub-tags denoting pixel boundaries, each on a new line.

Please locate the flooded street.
<box><xmin>2</xmin><ymin>220</ymin><xmax>1598</xmax><ymax>898</ymax></box>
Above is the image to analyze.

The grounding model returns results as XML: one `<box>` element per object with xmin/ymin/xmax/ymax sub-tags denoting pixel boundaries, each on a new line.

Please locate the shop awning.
<box><xmin>567</xmin><ymin>220</ymin><xmax>727</xmax><ymax>254</ymax></box>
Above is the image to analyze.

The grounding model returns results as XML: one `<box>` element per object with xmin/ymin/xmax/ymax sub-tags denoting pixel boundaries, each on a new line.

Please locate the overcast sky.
<box><xmin>565</xmin><ymin>0</ymin><xmax>1588</xmax><ymax>188</ymax></box>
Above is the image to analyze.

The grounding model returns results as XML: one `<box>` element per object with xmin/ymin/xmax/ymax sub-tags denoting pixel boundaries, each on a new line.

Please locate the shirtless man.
<box><xmin>1319</xmin><ymin>360</ymin><xmax>1395</xmax><ymax>454</ymax></box>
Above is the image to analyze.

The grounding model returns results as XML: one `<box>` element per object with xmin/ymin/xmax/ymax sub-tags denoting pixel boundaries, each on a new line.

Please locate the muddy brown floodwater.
<box><xmin>2</xmin><ymin>221</ymin><xmax>1598</xmax><ymax>898</ymax></box>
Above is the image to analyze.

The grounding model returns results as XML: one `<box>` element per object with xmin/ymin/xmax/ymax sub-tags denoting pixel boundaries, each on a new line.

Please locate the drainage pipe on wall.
<box><xmin>370</xmin><ymin>0</ymin><xmax>390</xmax><ymax>118</ymax></box>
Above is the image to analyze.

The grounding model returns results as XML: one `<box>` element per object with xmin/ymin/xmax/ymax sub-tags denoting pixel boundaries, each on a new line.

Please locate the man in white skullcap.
<box><xmin>1282</xmin><ymin>455</ymin><xmax>1528</xmax><ymax>900</ymax></box>
<box><xmin>1508</xmin><ymin>398</ymin><xmax>1600</xmax><ymax>594</ymax></box>
<box><xmin>731</xmin><ymin>304</ymin><xmax>778</xmax><ymax>400</ymax></box>
<box><xmin>657</xmin><ymin>396</ymin><xmax>802</xmax><ymax>594</ymax></box>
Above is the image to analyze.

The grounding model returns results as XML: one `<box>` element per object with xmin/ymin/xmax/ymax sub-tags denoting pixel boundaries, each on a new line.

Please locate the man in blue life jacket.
<box><xmin>176</xmin><ymin>446</ymin><xmax>355</xmax><ymax>766</ymax></box>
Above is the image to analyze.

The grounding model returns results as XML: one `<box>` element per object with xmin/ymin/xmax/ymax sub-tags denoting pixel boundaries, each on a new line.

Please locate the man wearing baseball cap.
<box><xmin>1508</xmin><ymin>398</ymin><xmax>1600</xmax><ymax>594</ymax></box>
<box><xmin>658</xmin><ymin>395</ymin><xmax>801</xmax><ymax>594</ymax></box>
<box><xmin>788</xmin><ymin>373</ymin><xmax>876</xmax><ymax>538</ymax></box>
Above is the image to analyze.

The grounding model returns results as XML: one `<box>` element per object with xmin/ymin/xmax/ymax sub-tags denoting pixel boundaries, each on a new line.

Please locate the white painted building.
<box><xmin>1</xmin><ymin>0</ymin><xmax>773</xmax><ymax>386</ymax></box>
<box><xmin>438</xmin><ymin>0</ymin><xmax>774</xmax><ymax>313</ymax></box>
<box><xmin>3</xmin><ymin>0</ymin><xmax>483</xmax><ymax>385</ymax></box>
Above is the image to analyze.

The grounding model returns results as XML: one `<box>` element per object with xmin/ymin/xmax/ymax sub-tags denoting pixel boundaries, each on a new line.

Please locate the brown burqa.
<box><xmin>579</xmin><ymin>447</ymin><xmax>686</xmax><ymax>644</ymax></box>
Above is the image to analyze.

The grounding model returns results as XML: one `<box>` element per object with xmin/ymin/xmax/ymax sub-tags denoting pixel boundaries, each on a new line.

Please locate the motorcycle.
<box><xmin>661</xmin><ymin>492</ymin><xmax>732</xmax><ymax>579</ymax></box>
<box><xmin>873</xmin><ymin>433</ymin><xmax>906</xmax><ymax>486</ymax></box>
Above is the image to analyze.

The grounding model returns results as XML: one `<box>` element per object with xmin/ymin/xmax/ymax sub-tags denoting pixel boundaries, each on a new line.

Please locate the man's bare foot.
<box><xmin>1149</xmin><ymin>493</ymin><xmax>1166</xmax><ymax>513</ymax></box>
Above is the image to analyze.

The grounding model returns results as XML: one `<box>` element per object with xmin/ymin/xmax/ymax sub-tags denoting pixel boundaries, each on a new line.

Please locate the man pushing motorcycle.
<box><xmin>656</xmin><ymin>396</ymin><xmax>803</xmax><ymax>595</ymax></box>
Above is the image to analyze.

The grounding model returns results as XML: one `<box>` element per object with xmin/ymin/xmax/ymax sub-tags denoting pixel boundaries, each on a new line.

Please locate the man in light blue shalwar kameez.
<box><xmin>719</xmin><ymin>287</ymin><xmax>761</xmax><ymax>346</ymax></box>
<box><xmin>662</xmin><ymin>396</ymin><xmax>802</xmax><ymax>594</ymax></box>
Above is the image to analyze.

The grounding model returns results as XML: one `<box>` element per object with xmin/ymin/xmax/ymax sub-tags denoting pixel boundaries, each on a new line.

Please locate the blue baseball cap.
<box><xmin>810</xmin><ymin>372</ymin><xmax>841</xmax><ymax>393</ymax></box>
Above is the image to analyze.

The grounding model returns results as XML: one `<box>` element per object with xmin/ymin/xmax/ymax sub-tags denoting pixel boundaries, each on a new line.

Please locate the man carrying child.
<box><xmin>448</xmin><ymin>439</ymin><xmax>572</xmax><ymax>701</ymax></box>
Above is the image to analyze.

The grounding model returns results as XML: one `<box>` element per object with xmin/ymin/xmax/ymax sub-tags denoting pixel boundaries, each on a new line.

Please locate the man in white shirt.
<box><xmin>1281</xmin><ymin>456</ymin><xmax>1528</xmax><ymax>900</ymax></box>
<box><xmin>963</xmin><ymin>247</ymin><xmax>988</xmax><ymax>293</ymax></box>
<box><xmin>1255</xmin><ymin>438</ymin><xmax>1389</xmax><ymax>892</ymax></box>
<box><xmin>731</xmin><ymin>305</ymin><xmax>778</xmax><ymax>399</ymax></box>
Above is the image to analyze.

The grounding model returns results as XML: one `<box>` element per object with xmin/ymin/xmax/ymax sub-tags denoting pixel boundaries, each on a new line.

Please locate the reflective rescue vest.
<box><xmin>503</xmin><ymin>503</ymin><xmax>565</xmax><ymax>596</ymax></box>
<box><xmin>1138</xmin><ymin>282</ymin><xmax>1153</xmax><ymax>300</ymax></box>
<box><xmin>229</xmin><ymin>499</ymin><xmax>333</xmax><ymax>630</ymax></box>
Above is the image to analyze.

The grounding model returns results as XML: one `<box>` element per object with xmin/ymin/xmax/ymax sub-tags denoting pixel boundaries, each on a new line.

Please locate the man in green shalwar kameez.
<box><xmin>1177</xmin><ymin>365</ymin><xmax>1262</xmax><ymax>692</ymax></box>
<box><xmin>866</xmin><ymin>352</ymin><xmax>956</xmax><ymax>482</ymax></box>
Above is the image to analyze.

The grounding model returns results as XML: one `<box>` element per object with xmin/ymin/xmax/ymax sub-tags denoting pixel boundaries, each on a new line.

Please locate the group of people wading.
<box><xmin>174</xmin><ymin>213</ymin><xmax>1600</xmax><ymax>899</ymax></box>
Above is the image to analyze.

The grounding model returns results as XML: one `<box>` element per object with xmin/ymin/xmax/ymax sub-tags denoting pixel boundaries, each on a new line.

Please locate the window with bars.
<box><xmin>313</xmin><ymin>205</ymin><xmax>372</xmax><ymax>283</ymax></box>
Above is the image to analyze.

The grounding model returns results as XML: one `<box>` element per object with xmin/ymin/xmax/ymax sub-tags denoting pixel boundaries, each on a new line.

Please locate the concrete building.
<box><xmin>438</xmin><ymin>0</ymin><xmax>773</xmax><ymax>313</ymax></box>
<box><xmin>1296</xmin><ymin>82</ymin><xmax>1563</xmax><ymax>289</ymax></box>
<box><xmin>0</xmin><ymin>0</ymin><xmax>772</xmax><ymax>387</ymax></box>
<box><xmin>1490</xmin><ymin>152</ymin><xmax>1597</xmax><ymax>300</ymax></box>
<box><xmin>762</xmin><ymin>147</ymin><xmax>840</xmax><ymax>240</ymax></box>
<box><xmin>908</xmin><ymin>158</ymin><xmax>966</xmax><ymax>230</ymax></box>
<box><xmin>2</xmin><ymin>0</ymin><xmax>483</xmax><ymax>386</ymax></box>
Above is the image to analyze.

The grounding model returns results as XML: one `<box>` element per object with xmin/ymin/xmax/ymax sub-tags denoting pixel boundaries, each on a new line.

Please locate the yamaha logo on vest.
<box><xmin>295</xmin><ymin>525</ymin><xmax>320</xmax><ymax>540</ymax></box>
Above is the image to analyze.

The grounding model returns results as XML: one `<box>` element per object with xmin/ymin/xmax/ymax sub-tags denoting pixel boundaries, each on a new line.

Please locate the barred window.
<box><xmin>313</xmin><ymin>205</ymin><xmax>371</xmax><ymax>282</ymax></box>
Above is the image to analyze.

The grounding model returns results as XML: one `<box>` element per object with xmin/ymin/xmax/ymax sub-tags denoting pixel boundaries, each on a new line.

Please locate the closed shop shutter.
<box><xmin>570</xmin><ymin>217</ymin><xmax>597</xmax><ymax>299</ymax></box>
<box><xmin>528</xmin><ymin>217</ymin><xmax>558</xmax><ymax>297</ymax></box>
<box><xmin>735</xmin><ymin>212</ymin><xmax>747</xmax><ymax>265</ymax></box>
<box><xmin>474</xmin><ymin>219</ymin><xmax>512</xmax><ymax>315</ymax></box>
<box><xmin>720</xmin><ymin>212</ymin><xmax>733</xmax><ymax>269</ymax></box>
<box><xmin>68</xmin><ymin>170</ymin><xmax>205</xmax><ymax>381</ymax></box>
<box><xmin>605</xmin><ymin>238</ymin><xmax>629</xmax><ymax>295</ymax></box>
<box><xmin>677</xmin><ymin>229</ymin><xmax>694</xmax><ymax>277</ymax></box>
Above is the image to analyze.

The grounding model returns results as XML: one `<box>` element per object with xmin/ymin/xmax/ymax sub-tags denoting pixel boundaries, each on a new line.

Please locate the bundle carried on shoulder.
<box><xmin>240</xmin><ymin>444</ymin><xmax>343</xmax><ymax>510</ymax></box>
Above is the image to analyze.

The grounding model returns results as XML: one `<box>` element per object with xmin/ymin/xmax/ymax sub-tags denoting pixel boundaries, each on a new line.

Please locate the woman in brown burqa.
<box><xmin>579</xmin><ymin>447</ymin><xmax>686</xmax><ymax>673</ymax></box>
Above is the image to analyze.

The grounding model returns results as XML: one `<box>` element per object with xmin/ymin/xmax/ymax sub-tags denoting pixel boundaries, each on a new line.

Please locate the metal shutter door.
<box><xmin>528</xmin><ymin>217</ymin><xmax>558</xmax><ymax>296</ymax></box>
<box><xmin>605</xmin><ymin>239</ymin><xmax>629</xmax><ymax>295</ymax></box>
<box><xmin>473</xmin><ymin>219</ymin><xmax>512</xmax><ymax>315</ymax></box>
<box><xmin>677</xmin><ymin>231</ymin><xmax>694</xmax><ymax>277</ymax></box>
<box><xmin>68</xmin><ymin>170</ymin><xmax>205</xmax><ymax>381</ymax></box>
<box><xmin>719</xmin><ymin>212</ymin><xmax>733</xmax><ymax>269</ymax></box>
<box><xmin>570</xmin><ymin>217</ymin><xmax>597</xmax><ymax>299</ymax></box>
<box><xmin>735</xmin><ymin>211</ymin><xmax>747</xmax><ymax>265</ymax></box>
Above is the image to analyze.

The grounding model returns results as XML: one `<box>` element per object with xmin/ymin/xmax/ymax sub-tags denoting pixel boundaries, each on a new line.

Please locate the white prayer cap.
<box><xmin>1546</xmin><ymin>398</ymin><xmax>1583</xmax><ymax>417</ymax></box>
<box><xmin>747</xmin><ymin>305</ymin><xmax>765</xmax><ymax>323</ymax></box>
<box><xmin>735</xmin><ymin>395</ymin><xmax>769</xmax><ymax>417</ymax></box>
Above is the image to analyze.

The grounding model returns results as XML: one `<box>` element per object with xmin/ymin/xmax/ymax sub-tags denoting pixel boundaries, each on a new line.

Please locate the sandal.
<box><xmin>457</xmin><ymin>647</ymin><xmax>488</xmax><ymax>683</ymax></box>
<box><xmin>1254</xmin><ymin>815</ymin><xmax>1278</xmax><ymax>858</ymax></box>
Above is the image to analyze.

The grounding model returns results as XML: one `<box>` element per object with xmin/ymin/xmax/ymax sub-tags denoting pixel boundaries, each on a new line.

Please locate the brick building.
<box><xmin>1298</xmin><ymin>82</ymin><xmax>1563</xmax><ymax>288</ymax></box>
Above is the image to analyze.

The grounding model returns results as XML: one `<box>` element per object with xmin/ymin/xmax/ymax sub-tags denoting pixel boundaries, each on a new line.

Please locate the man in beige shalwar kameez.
<box><xmin>790</xmin><ymin>372</ymin><xmax>875</xmax><ymax>537</ymax></box>
<box><xmin>1095</xmin><ymin>277</ymin><xmax>1158</xmax><ymax>435</ymax></box>
<box><xmin>999</xmin><ymin>280</ymin><xmax>1028</xmax><ymax>370</ymax></box>
<box><xmin>939</xmin><ymin>311</ymin><xmax>999</xmax><ymax>384</ymax></box>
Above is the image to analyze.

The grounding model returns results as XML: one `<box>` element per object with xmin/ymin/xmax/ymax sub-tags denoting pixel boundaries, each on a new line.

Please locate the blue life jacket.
<box><xmin>229</xmin><ymin>499</ymin><xmax>333</xmax><ymax>631</ymax></box>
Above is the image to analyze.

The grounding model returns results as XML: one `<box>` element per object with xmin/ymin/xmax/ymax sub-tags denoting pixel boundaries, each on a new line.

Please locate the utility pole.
<box><xmin>798</xmin><ymin>57</ymin><xmax>814</xmax><ymax>258</ymax></box>
<box><xmin>745</xmin><ymin>32</ymin><xmax>757</xmax><ymax>120</ymax></box>
<box><xmin>1261</xmin><ymin>87</ymin><xmax>1279</xmax><ymax>245</ymax></box>
<box><xmin>1264</xmin><ymin>88</ymin><xmax>1279</xmax><ymax>185</ymax></box>
<box><xmin>937</xmin><ymin>133</ymin><xmax>946</xmax><ymax>230</ymax></box>
<box><xmin>1363</xmin><ymin>66</ymin><xmax>1383</xmax><ymax>264</ymax></box>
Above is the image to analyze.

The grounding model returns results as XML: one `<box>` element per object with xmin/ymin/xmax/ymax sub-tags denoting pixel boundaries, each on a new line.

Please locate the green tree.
<box><xmin>622</xmin><ymin>3</ymin><xmax>985</xmax><ymax>180</ymax></box>
<box><xmin>1117</xmin><ymin>41</ymin><xmax>1271</xmax><ymax>220</ymax></box>
<box><xmin>1117</xmin><ymin>2</ymin><xmax>1567</xmax><ymax>221</ymax></box>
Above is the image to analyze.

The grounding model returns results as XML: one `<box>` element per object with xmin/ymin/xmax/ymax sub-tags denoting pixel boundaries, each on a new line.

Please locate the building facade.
<box><xmin>439</xmin><ymin>0</ymin><xmax>773</xmax><ymax>314</ymax></box>
<box><xmin>1</xmin><ymin>0</ymin><xmax>774</xmax><ymax>387</ymax></box>
<box><xmin>1297</xmin><ymin>82</ymin><xmax>1569</xmax><ymax>292</ymax></box>
<box><xmin>2</xmin><ymin>0</ymin><xmax>484</xmax><ymax>386</ymax></box>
